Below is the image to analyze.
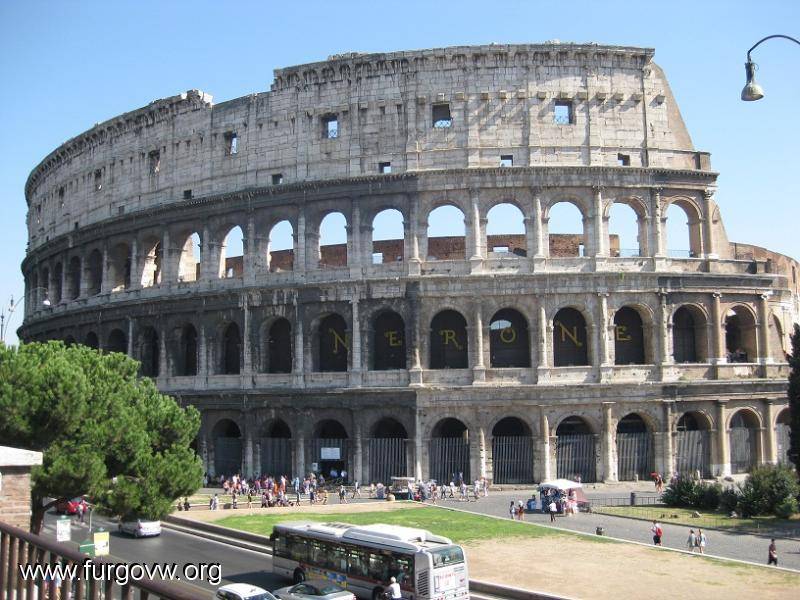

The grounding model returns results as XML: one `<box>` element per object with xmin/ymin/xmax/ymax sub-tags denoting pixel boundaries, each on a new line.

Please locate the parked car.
<box><xmin>55</xmin><ymin>497</ymin><xmax>87</xmax><ymax>515</ymax></box>
<box><xmin>117</xmin><ymin>518</ymin><xmax>161</xmax><ymax>538</ymax></box>
<box><xmin>273</xmin><ymin>582</ymin><xmax>356</xmax><ymax>600</ymax></box>
<box><xmin>216</xmin><ymin>583</ymin><xmax>279</xmax><ymax>600</ymax></box>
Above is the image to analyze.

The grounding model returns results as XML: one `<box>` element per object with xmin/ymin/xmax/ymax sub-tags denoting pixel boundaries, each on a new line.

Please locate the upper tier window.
<box><xmin>322</xmin><ymin>114</ymin><xmax>338</xmax><ymax>139</ymax></box>
<box><xmin>554</xmin><ymin>101</ymin><xmax>574</xmax><ymax>125</ymax></box>
<box><xmin>432</xmin><ymin>103</ymin><xmax>452</xmax><ymax>128</ymax></box>
<box><xmin>225</xmin><ymin>132</ymin><xmax>238</xmax><ymax>155</ymax></box>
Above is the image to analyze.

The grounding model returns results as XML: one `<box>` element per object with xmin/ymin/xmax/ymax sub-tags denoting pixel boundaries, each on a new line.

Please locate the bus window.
<box><xmin>289</xmin><ymin>536</ymin><xmax>308</xmax><ymax>562</ymax></box>
<box><xmin>329</xmin><ymin>546</ymin><xmax>347</xmax><ymax>572</ymax></box>
<box><xmin>347</xmin><ymin>550</ymin><xmax>369</xmax><ymax>578</ymax></box>
<box><xmin>368</xmin><ymin>553</ymin><xmax>390</xmax><ymax>582</ymax></box>
<box><xmin>390</xmin><ymin>554</ymin><xmax>414</xmax><ymax>585</ymax></box>
<box><xmin>310</xmin><ymin>541</ymin><xmax>328</xmax><ymax>567</ymax></box>
<box><xmin>430</xmin><ymin>546</ymin><xmax>465</xmax><ymax>568</ymax></box>
<box><xmin>274</xmin><ymin>534</ymin><xmax>289</xmax><ymax>558</ymax></box>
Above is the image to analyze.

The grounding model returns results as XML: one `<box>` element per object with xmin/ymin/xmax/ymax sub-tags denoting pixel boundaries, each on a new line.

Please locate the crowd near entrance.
<box><xmin>312</xmin><ymin>420</ymin><xmax>349</xmax><ymax>479</ymax></box>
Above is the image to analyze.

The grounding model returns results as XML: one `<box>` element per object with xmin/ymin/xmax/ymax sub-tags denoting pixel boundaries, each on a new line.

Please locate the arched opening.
<box><xmin>372</xmin><ymin>311</ymin><xmax>406</xmax><ymax>370</ymax></box>
<box><xmin>371</xmin><ymin>209</ymin><xmax>404</xmax><ymax>264</ymax></box>
<box><xmin>427</xmin><ymin>205</ymin><xmax>466</xmax><ymax>260</ymax></box>
<box><xmin>491</xmin><ymin>417</ymin><xmax>533</xmax><ymax>484</ymax></box>
<box><xmin>665</xmin><ymin>201</ymin><xmax>700</xmax><ymax>258</ymax></box>
<box><xmin>676</xmin><ymin>412</ymin><xmax>712</xmax><ymax>478</ymax></box>
<box><xmin>175</xmin><ymin>324</ymin><xmax>198</xmax><ymax>376</ymax></box>
<box><xmin>106</xmin><ymin>329</ymin><xmax>127</xmax><ymax>354</ymax></box>
<box><xmin>429</xmin><ymin>418</ymin><xmax>470</xmax><ymax>485</ymax></box>
<box><xmin>556</xmin><ymin>416</ymin><xmax>596</xmax><ymax>482</ymax></box>
<box><xmin>486</xmin><ymin>203</ymin><xmax>526</xmax><ymax>257</ymax></box>
<box><xmin>263</xmin><ymin>318</ymin><xmax>292</xmax><ymax>374</ymax></box>
<box><xmin>138</xmin><ymin>327</ymin><xmax>159</xmax><ymax>377</ymax></box>
<box><xmin>220</xmin><ymin>226</ymin><xmax>244</xmax><ymax>279</ymax></box>
<box><xmin>268</xmin><ymin>220</ymin><xmax>294</xmax><ymax>272</ymax></box>
<box><xmin>67</xmin><ymin>257</ymin><xmax>81</xmax><ymax>300</ymax></box>
<box><xmin>319</xmin><ymin>212</ymin><xmax>348</xmax><ymax>267</ymax></box>
<box><xmin>318</xmin><ymin>314</ymin><xmax>348</xmax><ymax>372</ymax></box>
<box><xmin>53</xmin><ymin>262</ymin><xmax>63</xmax><ymax>304</ymax></box>
<box><xmin>776</xmin><ymin>409</ymin><xmax>791</xmax><ymax>465</ymax></box>
<box><xmin>108</xmin><ymin>243</ymin><xmax>131</xmax><ymax>291</ymax></box>
<box><xmin>729</xmin><ymin>410</ymin><xmax>759</xmax><ymax>474</ymax></box>
<box><xmin>312</xmin><ymin>420</ymin><xmax>349</xmax><ymax>481</ymax></box>
<box><xmin>178</xmin><ymin>232</ymin><xmax>202</xmax><ymax>282</ymax></box>
<box><xmin>429</xmin><ymin>310</ymin><xmax>468</xmax><ymax>369</ymax></box>
<box><xmin>369</xmin><ymin>417</ymin><xmax>409</xmax><ymax>484</ymax></box>
<box><xmin>608</xmin><ymin>202</ymin><xmax>642</xmax><ymax>257</ymax></box>
<box><xmin>260</xmin><ymin>419</ymin><xmax>292</xmax><ymax>477</ymax></box>
<box><xmin>725</xmin><ymin>306</ymin><xmax>757</xmax><ymax>363</ymax></box>
<box><xmin>616</xmin><ymin>414</ymin><xmax>653</xmax><ymax>481</ymax></box>
<box><xmin>86</xmin><ymin>249</ymin><xmax>102</xmax><ymax>296</ymax></box>
<box><xmin>489</xmin><ymin>309</ymin><xmax>530</xmax><ymax>368</ymax></box>
<box><xmin>547</xmin><ymin>202</ymin><xmax>585</xmax><ymax>257</ymax></box>
<box><xmin>63</xmin><ymin>335</ymin><xmax>76</xmax><ymax>347</ymax></box>
<box><xmin>672</xmin><ymin>306</ymin><xmax>708</xmax><ymax>363</ymax></box>
<box><xmin>614</xmin><ymin>307</ymin><xmax>645</xmax><ymax>365</ymax></box>
<box><xmin>40</xmin><ymin>268</ymin><xmax>50</xmax><ymax>305</ymax></box>
<box><xmin>84</xmin><ymin>331</ymin><xmax>99</xmax><ymax>350</ymax></box>
<box><xmin>140</xmin><ymin>239</ymin><xmax>162</xmax><ymax>287</ymax></box>
<box><xmin>221</xmin><ymin>322</ymin><xmax>241</xmax><ymax>375</ymax></box>
<box><xmin>212</xmin><ymin>419</ymin><xmax>242</xmax><ymax>477</ymax></box>
<box><xmin>553</xmin><ymin>308</ymin><xmax>589</xmax><ymax>366</ymax></box>
<box><xmin>768</xmin><ymin>314</ymin><xmax>786</xmax><ymax>361</ymax></box>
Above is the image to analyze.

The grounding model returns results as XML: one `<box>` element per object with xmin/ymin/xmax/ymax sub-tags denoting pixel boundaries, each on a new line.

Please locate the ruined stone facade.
<box><xmin>20</xmin><ymin>43</ymin><xmax>799</xmax><ymax>485</ymax></box>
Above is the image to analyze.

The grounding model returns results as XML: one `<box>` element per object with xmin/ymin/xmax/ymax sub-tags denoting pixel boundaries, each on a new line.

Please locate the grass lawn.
<box><xmin>216</xmin><ymin>505</ymin><xmax>594</xmax><ymax>545</ymax></box>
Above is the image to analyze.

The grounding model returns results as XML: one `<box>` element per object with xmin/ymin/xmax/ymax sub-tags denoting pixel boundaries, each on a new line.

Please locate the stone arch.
<box><xmin>489</xmin><ymin>308</ymin><xmax>530</xmax><ymax>368</ymax></box>
<box><xmin>84</xmin><ymin>331</ymin><xmax>99</xmax><ymax>349</ymax></box>
<box><xmin>555</xmin><ymin>415</ymin><xmax>597</xmax><ymax>482</ymax></box>
<box><xmin>553</xmin><ymin>307</ymin><xmax>589</xmax><ymax>367</ymax></box>
<box><xmin>52</xmin><ymin>262</ymin><xmax>63</xmax><ymax>304</ymax></box>
<box><xmin>137</xmin><ymin>326</ymin><xmax>159</xmax><ymax>377</ymax></box>
<box><xmin>371</xmin><ymin>208</ymin><xmax>405</xmax><ymax>264</ymax></box>
<box><xmin>675</xmin><ymin>410</ymin><xmax>713</xmax><ymax>477</ymax></box>
<box><xmin>316</xmin><ymin>313</ymin><xmax>349</xmax><ymax>372</ymax></box>
<box><xmin>613</xmin><ymin>306</ymin><xmax>647</xmax><ymax>365</ymax></box>
<box><xmin>267</xmin><ymin>220</ymin><xmax>294</xmax><ymax>272</ymax></box>
<box><xmin>211</xmin><ymin>418</ymin><xmax>242</xmax><ymax>477</ymax></box>
<box><xmin>430</xmin><ymin>309</ymin><xmax>468</xmax><ymax>369</ymax></box>
<box><xmin>178</xmin><ymin>232</ymin><xmax>202</xmax><ymax>282</ymax></box>
<box><xmin>140</xmin><ymin>236</ymin><xmax>163</xmax><ymax>287</ymax></box>
<box><xmin>426</xmin><ymin>204</ymin><xmax>466</xmax><ymax>260</ymax></box>
<box><xmin>616</xmin><ymin>413</ymin><xmax>654</xmax><ymax>481</ymax></box>
<box><xmin>768</xmin><ymin>313</ymin><xmax>787</xmax><ymax>361</ymax></box>
<box><xmin>724</xmin><ymin>304</ymin><xmax>758</xmax><ymax>363</ymax></box>
<box><xmin>173</xmin><ymin>323</ymin><xmax>198</xmax><ymax>376</ymax></box>
<box><xmin>429</xmin><ymin>417</ymin><xmax>470</xmax><ymax>485</ymax></box>
<box><xmin>86</xmin><ymin>249</ymin><xmax>103</xmax><ymax>296</ymax></box>
<box><xmin>220</xmin><ymin>322</ymin><xmax>242</xmax><ymax>375</ymax></box>
<box><xmin>106</xmin><ymin>329</ymin><xmax>127</xmax><ymax>354</ymax></box>
<box><xmin>607</xmin><ymin>197</ymin><xmax>647</xmax><ymax>257</ymax></box>
<box><xmin>664</xmin><ymin>196</ymin><xmax>702</xmax><ymax>258</ymax></box>
<box><xmin>543</xmin><ymin>198</ymin><xmax>588</xmax><ymax>258</ymax></box>
<box><xmin>312</xmin><ymin>418</ymin><xmax>350</xmax><ymax>480</ymax></box>
<box><xmin>319</xmin><ymin>211</ymin><xmax>348</xmax><ymax>267</ymax></box>
<box><xmin>491</xmin><ymin>416</ymin><xmax>534</xmax><ymax>484</ymax></box>
<box><xmin>486</xmin><ymin>203</ymin><xmax>526</xmax><ymax>257</ymax></box>
<box><xmin>40</xmin><ymin>267</ymin><xmax>50</xmax><ymax>304</ymax></box>
<box><xmin>219</xmin><ymin>225</ymin><xmax>244</xmax><ymax>279</ymax></box>
<box><xmin>372</xmin><ymin>310</ymin><xmax>406</xmax><ymax>370</ymax></box>
<box><xmin>775</xmin><ymin>408</ymin><xmax>791</xmax><ymax>465</ymax></box>
<box><xmin>672</xmin><ymin>304</ymin><xmax>709</xmax><ymax>363</ymax></box>
<box><xmin>262</xmin><ymin>317</ymin><xmax>292</xmax><ymax>374</ymax></box>
<box><xmin>63</xmin><ymin>335</ymin><xmax>76</xmax><ymax>347</ymax></box>
<box><xmin>108</xmin><ymin>242</ymin><xmax>131</xmax><ymax>291</ymax></box>
<box><xmin>259</xmin><ymin>418</ymin><xmax>292</xmax><ymax>477</ymax></box>
<box><xmin>729</xmin><ymin>408</ymin><xmax>761</xmax><ymax>474</ymax></box>
<box><xmin>66</xmin><ymin>256</ymin><xmax>81</xmax><ymax>300</ymax></box>
<box><xmin>368</xmin><ymin>417</ymin><xmax>409</xmax><ymax>484</ymax></box>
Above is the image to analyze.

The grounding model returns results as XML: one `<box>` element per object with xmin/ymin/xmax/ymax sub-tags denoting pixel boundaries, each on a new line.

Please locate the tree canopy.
<box><xmin>0</xmin><ymin>341</ymin><xmax>202</xmax><ymax>532</ymax></box>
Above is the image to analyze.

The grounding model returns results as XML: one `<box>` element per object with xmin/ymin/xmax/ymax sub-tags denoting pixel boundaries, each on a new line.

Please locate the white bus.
<box><xmin>271</xmin><ymin>522</ymin><xmax>469</xmax><ymax>600</ymax></box>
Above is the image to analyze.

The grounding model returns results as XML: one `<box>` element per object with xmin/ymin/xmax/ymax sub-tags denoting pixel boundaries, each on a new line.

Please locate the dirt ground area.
<box><xmin>179</xmin><ymin>500</ymin><xmax>418</xmax><ymax>523</ymax></box>
<box><xmin>465</xmin><ymin>537</ymin><xmax>799</xmax><ymax>600</ymax></box>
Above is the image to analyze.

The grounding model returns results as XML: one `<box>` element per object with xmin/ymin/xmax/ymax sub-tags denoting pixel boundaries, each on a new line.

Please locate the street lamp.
<box><xmin>0</xmin><ymin>289</ymin><xmax>51</xmax><ymax>344</ymax></box>
<box><xmin>741</xmin><ymin>34</ymin><xmax>800</xmax><ymax>101</ymax></box>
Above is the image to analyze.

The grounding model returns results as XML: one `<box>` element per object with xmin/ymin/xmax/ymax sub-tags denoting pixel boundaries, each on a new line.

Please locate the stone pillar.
<box><xmin>651</xmin><ymin>188</ymin><xmax>666</xmax><ymax>258</ymax></box>
<box><xmin>100</xmin><ymin>244</ymin><xmax>111</xmax><ymax>294</ymax></box>
<box><xmin>472</xmin><ymin>304</ymin><xmax>485</xmax><ymax>383</ymax></box>
<box><xmin>348</xmin><ymin>202</ymin><xmax>363</xmax><ymax>278</ymax></box>
<box><xmin>408</xmin><ymin>195</ymin><xmax>422</xmax><ymax>276</ymax></box>
<box><xmin>127</xmin><ymin>317</ymin><xmax>135</xmax><ymax>357</ymax></box>
<box><xmin>714</xmin><ymin>401</ymin><xmax>731</xmax><ymax>477</ymax></box>
<box><xmin>244</xmin><ymin>213</ymin><xmax>256</xmax><ymax>283</ymax></box>
<box><xmin>245</xmin><ymin>434</ymin><xmax>254</xmax><ymax>478</ymax></box>
<box><xmin>592</xmin><ymin>186</ymin><xmax>607</xmax><ymax>257</ymax></box>
<box><xmin>295</xmin><ymin>213</ymin><xmax>307</xmax><ymax>276</ymax></box>
<box><xmin>198</xmin><ymin>322</ymin><xmax>208</xmax><ymax>377</ymax></box>
<box><xmin>200</xmin><ymin>438</ymin><xmax>209</xmax><ymax>475</ymax></box>
<box><xmin>129</xmin><ymin>237</ymin><xmax>140</xmax><ymax>291</ymax></box>
<box><xmin>478</xmin><ymin>427</ymin><xmax>487</xmax><ymax>480</ymax></box>
<box><xmin>158</xmin><ymin>323</ymin><xmax>168</xmax><ymax>378</ymax></box>
<box><xmin>764</xmin><ymin>400</ymin><xmax>778</xmax><ymax>465</ymax></box>
<box><xmin>538</xmin><ymin>304</ymin><xmax>549</xmax><ymax>367</ymax></box>
<box><xmin>711</xmin><ymin>293</ymin><xmax>725</xmax><ymax>363</ymax></box>
<box><xmin>533</xmin><ymin>191</ymin><xmax>545</xmax><ymax>258</ymax></box>
<box><xmin>353</xmin><ymin>423</ymin><xmax>363</xmax><ymax>485</ymax></box>
<box><xmin>702</xmin><ymin>189</ymin><xmax>717</xmax><ymax>259</ymax></box>
<box><xmin>254</xmin><ymin>440</ymin><xmax>262</xmax><ymax>477</ymax></box>
<box><xmin>598</xmin><ymin>293</ymin><xmax>610</xmax><ymax>366</ymax></box>
<box><xmin>758</xmin><ymin>294</ymin><xmax>772</xmax><ymax>364</ymax></box>
<box><xmin>414</xmin><ymin>411</ymin><xmax>424</xmax><ymax>481</ymax></box>
<box><xmin>295</xmin><ymin>435</ymin><xmax>305</xmax><ymax>478</ymax></box>
<box><xmin>469</xmin><ymin>190</ymin><xmax>484</xmax><ymax>272</ymax></box>
<box><xmin>207</xmin><ymin>438</ymin><xmax>216</xmax><ymax>478</ymax></box>
<box><xmin>657</xmin><ymin>292</ymin><xmax>671</xmax><ymax>366</ymax></box>
<box><xmin>602</xmin><ymin>402</ymin><xmax>616</xmax><ymax>482</ymax></box>
<box><xmin>160</xmin><ymin>229</ymin><xmax>174</xmax><ymax>283</ymax></box>
<box><xmin>350</xmin><ymin>296</ymin><xmax>362</xmax><ymax>387</ymax></box>
<box><xmin>242</xmin><ymin>296</ymin><xmax>252</xmax><ymax>376</ymax></box>
<box><xmin>293</xmin><ymin>302</ymin><xmax>305</xmax><ymax>387</ymax></box>
<box><xmin>409</xmin><ymin>289</ymin><xmax>423</xmax><ymax>386</ymax></box>
<box><xmin>201</xmin><ymin>225</ymin><xmax>213</xmax><ymax>281</ymax></box>
<box><xmin>538</xmin><ymin>408</ymin><xmax>551</xmax><ymax>481</ymax></box>
<box><xmin>661</xmin><ymin>401</ymin><xmax>675</xmax><ymax>478</ymax></box>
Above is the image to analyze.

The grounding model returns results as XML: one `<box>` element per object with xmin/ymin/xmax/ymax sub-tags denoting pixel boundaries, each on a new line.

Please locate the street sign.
<box><xmin>56</xmin><ymin>517</ymin><xmax>71</xmax><ymax>542</ymax></box>
<box><xmin>79</xmin><ymin>540</ymin><xmax>95</xmax><ymax>557</ymax></box>
<box><xmin>93</xmin><ymin>529</ymin><xmax>109</xmax><ymax>557</ymax></box>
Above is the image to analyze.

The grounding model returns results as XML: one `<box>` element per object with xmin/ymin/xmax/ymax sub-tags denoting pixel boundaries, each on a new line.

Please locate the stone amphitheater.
<box><xmin>19</xmin><ymin>43</ymin><xmax>798</xmax><ymax>486</ymax></box>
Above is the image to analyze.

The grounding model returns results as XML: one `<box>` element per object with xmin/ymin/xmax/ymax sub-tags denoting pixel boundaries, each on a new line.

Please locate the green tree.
<box><xmin>789</xmin><ymin>324</ymin><xmax>800</xmax><ymax>475</ymax></box>
<box><xmin>0</xmin><ymin>341</ymin><xmax>202</xmax><ymax>532</ymax></box>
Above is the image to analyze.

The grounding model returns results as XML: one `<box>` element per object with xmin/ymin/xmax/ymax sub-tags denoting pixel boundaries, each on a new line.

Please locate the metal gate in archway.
<box><xmin>730</xmin><ymin>428</ymin><xmax>757</xmax><ymax>474</ymax></box>
<box><xmin>368</xmin><ymin>438</ymin><xmax>407</xmax><ymax>484</ymax></box>
<box><xmin>556</xmin><ymin>434</ymin><xmax>596</xmax><ymax>482</ymax></box>
<box><xmin>492</xmin><ymin>436</ymin><xmax>534</xmax><ymax>484</ymax></box>
<box><xmin>616</xmin><ymin>433</ymin><xmax>653</xmax><ymax>481</ymax></box>
<box><xmin>675</xmin><ymin>430</ymin><xmax>711</xmax><ymax>478</ymax></box>
<box><xmin>776</xmin><ymin>424</ymin><xmax>791</xmax><ymax>465</ymax></box>
<box><xmin>429</xmin><ymin>438</ymin><xmax>470</xmax><ymax>484</ymax></box>
<box><xmin>214</xmin><ymin>437</ymin><xmax>242</xmax><ymax>476</ymax></box>
<box><xmin>260</xmin><ymin>438</ymin><xmax>292</xmax><ymax>477</ymax></box>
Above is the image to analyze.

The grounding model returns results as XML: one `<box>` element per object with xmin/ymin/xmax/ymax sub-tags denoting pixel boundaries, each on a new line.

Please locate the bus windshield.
<box><xmin>430</xmin><ymin>546</ymin><xmax>464</xmax><ymax>568</ymax></box>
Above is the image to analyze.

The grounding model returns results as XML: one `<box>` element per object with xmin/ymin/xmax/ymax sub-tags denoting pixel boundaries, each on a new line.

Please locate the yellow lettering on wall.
<box><xmin>615</xmin><ymin>325</ymin><xmax>631</xmax><ymax>342</ymax></box>
<box><xmin>330</xmin><ymin>329</ymin><xmax>349</xmax><ymax>354</ymax></box>
<box><xmin>556</xmin><ymin>321</ymin><xmax>583</xmax><ymax>347</ymax></box>
<box><xmin>440</xmin><ymin>329</ymin><xmax>463</xmax><ymax>350</ymax></box>
<box><xmin>499</xmin><ymin>327</ymin><xmax>517</xmax><ymax>344</ymax></box>
<box><xmin>385</xmin><ymin>330</ymin><xmax>402</xmax><ymax>347</ymax></box>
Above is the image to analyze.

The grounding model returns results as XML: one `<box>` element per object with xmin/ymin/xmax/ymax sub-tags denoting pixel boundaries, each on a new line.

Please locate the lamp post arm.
<box><xmin>747</xmin><ymin>34</ymin><xmax>800</xmax><ymax>61</ymax></box>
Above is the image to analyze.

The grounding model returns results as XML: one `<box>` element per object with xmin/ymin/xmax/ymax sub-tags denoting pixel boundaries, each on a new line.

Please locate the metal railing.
<box><xmin>590</xmin><ymin>494</ymin><xmax>664</xmax><ymax>508</ymax></box>
<box><xmin>0</xmin><ymin>520</ymin><xmax>199</xmax><ymax>600</ymax></box>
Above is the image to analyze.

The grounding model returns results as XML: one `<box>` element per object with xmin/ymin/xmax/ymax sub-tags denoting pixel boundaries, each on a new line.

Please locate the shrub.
<box><xmin>737</xmin><ymin>465</ymin><xmax>800</xmax><ymax>517</ymax></box>
<box><xmin>775</xmin><ymin>497</ymin><xmax>798</xmax><ymax>519</ymax></box>
<box><xmin>662</xmin><ymin>477</ymin><xmax>701</xmax><ymax>508</ymax></box>
<box><xmin>699</xmin><ymin>482</ymin><xmax>723</xmax><ymax>510</ymax></box>
<box><xmin>718</xmin><ymin>487</ymin><xmax>739</xmax><ymax>513</ymax></box>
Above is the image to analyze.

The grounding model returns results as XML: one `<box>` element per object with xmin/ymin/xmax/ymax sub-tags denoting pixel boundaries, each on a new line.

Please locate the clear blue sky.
<box><xmin>1</xmin><ymin>0</ymin><xmax>798</xmax><ymax>344</ymax></box>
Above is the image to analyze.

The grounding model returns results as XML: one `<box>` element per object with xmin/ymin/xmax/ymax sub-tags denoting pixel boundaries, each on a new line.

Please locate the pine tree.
<box><xmin>788</xmin><ymin>324</ymin><xmax>800</xmax><ymax>475</ymax></box>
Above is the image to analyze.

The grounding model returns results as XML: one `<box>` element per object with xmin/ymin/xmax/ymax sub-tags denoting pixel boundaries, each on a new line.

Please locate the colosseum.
<box><xmin>19</xmin><ymin>43</ymin><xmax>798</xmax><ymax>486</ymax></box>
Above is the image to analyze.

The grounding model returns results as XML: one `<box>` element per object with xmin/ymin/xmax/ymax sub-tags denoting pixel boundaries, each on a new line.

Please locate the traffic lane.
<box><xmin>41</xmin><ymin>511</ymin><xmax>288</xmax><ymax>593</ymax></box>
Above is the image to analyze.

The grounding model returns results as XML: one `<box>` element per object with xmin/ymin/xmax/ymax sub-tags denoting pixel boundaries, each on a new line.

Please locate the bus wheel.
<box><xmin>293</xmin><ymin>569</ymin><xmax>306</xmax><ymax>584</ymax></box>
<box><xmin>372</xmin><ymin>587</ymin><xmax>385</xmax><ymax>600</ymax></box>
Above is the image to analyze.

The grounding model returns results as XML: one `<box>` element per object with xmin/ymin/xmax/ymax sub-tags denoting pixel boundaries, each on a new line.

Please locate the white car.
<box><xmin>273</xmin><ymin>582</ymin><xmax>356</xmax><ymax>600</ymax></box>
<box><xmin>216</xmin><ymin>583</ymin><xmax>279</xmax><ymax>600</ymax></box>
<box><xmin>118</xmin><ymin>518</ymin><xmax>161</xmax><ymax>538</ymax></box>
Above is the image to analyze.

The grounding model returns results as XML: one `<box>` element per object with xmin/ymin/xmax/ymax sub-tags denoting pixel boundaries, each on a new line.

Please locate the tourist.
<box><xmin>231</xmin><ymin>491</ymin><xmax>238</xmax><ymax>509</ymax></box>
<box><xmin>473</xmin><ymin>480</ymin><xmax>480</xmax><ymax>501</ymax></box>
<box><xmin>509</xmin><ymin>501</ymin><xmax>516</xmax><ymax>520</ymax></box>
<box><xmin>352</xmin><ymin>480</ymin><xmax>361</xmax><ymax>498</ymax></box>
<box><xmin>459</xmin><ymin>481</ymin><xmax>468</xmax><ymax>501</ymax></box>
<box><xmin>517</xmin><ymin>501</ymin><xmax>525</xmax><ymax>521</ymax></box>
<box><xmin>651</xmin><ymin>520</ymin><xmax>663</xmax><ymax>546</ymax></box>
<box><xmin>768</xmin><ymin>539</ymin><xmax>778</xmax><ymax>566</ymax></box>
<box><xmin>548</xmin><ymin>498</ymin><xmax>557</xmax><ymax>522</ymax></box>
<box><xmin>696</xmin><ymin>528</ymin><xmax>706</xmax><ymax>554</ymax></box>
<box><xmin>339</xmin><ymin>484</ymin><xmax>347</xmax><ymax>503</ymax></box>
<box><xmin>687</xmin><ymin>529</ymin><xmax>696</xmax><ymax>552</ymax></box>
<box><xmin>387</xmin><ymin>576</ymin><xmax>402</xmax><ymax>600</ymax></box>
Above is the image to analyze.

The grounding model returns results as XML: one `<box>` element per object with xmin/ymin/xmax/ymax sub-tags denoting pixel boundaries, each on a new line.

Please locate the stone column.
<box><xmin>657</xmin><ymin>292</ymin><xmax>671</xmax><ymax>380</ymax></box>
<box><xmin>764</xmin><ymin>400</ymin><xmax>778</xmax><ymax>465</ymax></box>
<box><xmin>198</xmin><ymin>322</ymin><xmax>208</xmax><ymax>377</ymax></box>
<box><xmin>598</xmin><ymin>293</ymin><xmax>610</xmax><ymax>366</ymax></box>
<box><xmin>244</xmin><ymin>213</ymin><xmax>256</xmax><ymax>283</ymax></box>
<box><xmin>100</xmin><ymin>244</ymin><xmax>111</xmax><ymax>294</ymax></box>
<box><xmin>353</xmin><ymin>423</ymin><xmax>363</xmax><ymax>485</ymax></box>
<box><xmin>293</xmin><ymin>301</ymin><xmax>305</xmax><ymax>387</ymax></box>
<box><xmin>245</xmin><ymin>433</ymin><xmax>254</xmax><ymax>478</ymax></box>
<box><xmin>350</xmin><ymin>296</ymin><xmax>362</xmax><ymax>387</ymax></box>
<box><xmin>469</xmin><ymin>190</ymin><xmax>484</xmax><ymax>272</ymax></box>
<box><xmin>208</xmin><ymin>439</ymin><xmax>216</xmax><ymax>478</ymax></box>
<box><xmin>129</xmin><ymin>237</ymin><xmax>140</xmax><ymax>291</ymax></box>
<box><xmin>714</xmin><ymin>401</ymin><xmax>731</xmax><ymax>477</ymax></box>
<box><xmin>711</xmin><ymin>293</ymin><xmax>725</xmax><ymax>363</ymax></box>
<box><xmin>602</xmin><ymin>402</ymin><xmax>616</xmax><ymax>482</ymax></box>
<box><xmin>295</xmin><ymin>213</ymin><xmax>307</xmax><ymax>276</ymax></box>
<box><xmin>409</xmin><ymin>289</ymin><xmax>423</xmax><ymax>386</ymax></box>
<box><xmin>414</xmin><ymin>411</ymin><xmax>424</xmax><ymax>481</ymax></box>
<box><xmin>661</xmin><ymin>401</ymin><xmax>675</xmax><ymax>478</ymax></box>
<box><xmin>538</xmin><ymin>304</ymin><xmax>549</xmax><ymax>367</ymax></box>
<box><xmin>200</xmin><ymin>438</ymin><xmax>209</xmax><ymax>475</ymax></box>
<box><xmin>295</xmin><ymin>435</ymin><xmax>306</xmax><ymax>478</ymax></box>
<box><xmin>651</xmin><ymin>188</ymin><xmax>666</xmax><ymax>258</ymax></box>
<box><xmin>478</xmin><ymin>427</ymin><xmax>487</xmax><ymax>480</ymax></box>
<box><xmin>538</xmin><ymin>408</ymin><xmax>552</xmax><ymax>481</ymax></box>
<box><xmin>348</xmin><ymin>202</ymin><xmax>363</xmax><ymax>278</ymax></box>
<box><xmin>160</xmin><ymin>229</ymin><xmax>174</xmax><ymax>283</ymax></box>
<box><xmin>408</xmin><ymin>194</ymin><xmax>422</xmax><ymax>276</ymax></box>
<box><xmin>127</xmin><ymin>317</ymin><xmax>135</xmax><ymax>357</ymax></box>
<box><xmin>702</xmin><ymin>189</ymin><xmax>717</xmax><ymax>259</ymax></box>
<box><xmin>254</xmin><ymin>440</ymin><xmax>262</xmax><ymax>477</ymax></box>
<box><xmin>472</xmin><ymin>304</ymin><xmax>486</xmax><ymax>383</ymax></box>
<box><xmin>158</xmin><ymin>323</ymin><xmax>168</xmax><ymax>378</ymax></box>
<box><xmin>533</xmin><ymin>191</ymin><xmax>546</xmax><ymax>258</ymax></box>
<box><xmin>758</xmin><ymin>294</ymin><xmax>772</xmax><ymax>364</ymax></box>
<box><xmin>242</xmin><ymin>296</ymin><xmax>252</xmax><ymax>377</ymax></box>
<box><xmin>592</xmin><ymin>186</ymin><xmax>607</xmax><ymax>257</ymax></box>
<box><xmin>201</xmin><ymin>224</ymin><xmax>213</xmax><ymax>281</ymax></box>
